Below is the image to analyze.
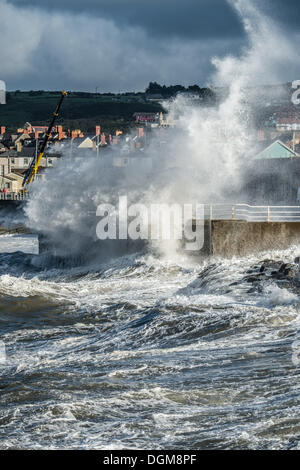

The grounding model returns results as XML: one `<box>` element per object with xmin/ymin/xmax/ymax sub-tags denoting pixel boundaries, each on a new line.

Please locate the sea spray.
<box><xmin>24</xmin><ymin>0</ymin><xmax>298</xmax><ymax>260</ymax></box>
<box><xmin>2</xmin><ymin>0</ymin><xmax>300</xmax><ymax>451</ymax></box>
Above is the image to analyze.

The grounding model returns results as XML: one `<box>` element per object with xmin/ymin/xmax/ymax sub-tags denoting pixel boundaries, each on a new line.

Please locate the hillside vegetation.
<box><xmin>0</xmin><ymin>91</ymin><xmax>163</xmax><ymax>133</ymax></box>
<box><xmin>0</xmin><ymin>84</ymin><xmax>217</xmax><ymax>133</ymax></box>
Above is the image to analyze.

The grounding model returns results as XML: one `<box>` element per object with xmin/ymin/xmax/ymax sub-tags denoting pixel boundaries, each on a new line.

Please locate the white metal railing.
<box><xmin>0</xmin><ymin>192</ymin><xmax>29</xmax><ymax>201</ymax></box>
<box><xmin>205</xmin><ymin>204</ymin><xmax>300</xmax><ymax>222</ymax></box>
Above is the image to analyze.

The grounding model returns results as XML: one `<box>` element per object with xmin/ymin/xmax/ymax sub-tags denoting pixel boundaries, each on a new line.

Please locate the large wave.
<box><xmin>23</xmin><ymin>0</ymin><xmax>298</xmax><ymax>261</ymax></box>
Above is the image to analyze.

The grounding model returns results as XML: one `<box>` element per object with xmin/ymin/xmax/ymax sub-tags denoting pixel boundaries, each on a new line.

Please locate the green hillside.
<box><xmin>0</xmin><ymin>91</ymin><xmax>163</xmax><ymax>133</ymax></box>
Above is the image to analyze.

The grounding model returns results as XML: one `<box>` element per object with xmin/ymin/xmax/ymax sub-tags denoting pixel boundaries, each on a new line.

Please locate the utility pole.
<box><xmin>95</xmin><ymin>125</ymin><xmax>101</xmax><ymax>157</ymax></box>
<box><xmin>1</xmin><ymin>160</ymin><xmax>4</xmax><ymax>192</ymax></box>
<box><xmin>35</xmin><ymin>137</ymin><xmax>38</xmax><ymax>166</ymax></box>
<box><xmin>293</xmin><ymin>131</ymin><xmax>296</xmax><ymax>153</ymax></box>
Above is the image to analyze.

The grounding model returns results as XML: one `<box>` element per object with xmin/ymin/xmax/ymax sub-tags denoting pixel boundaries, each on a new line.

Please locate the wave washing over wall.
<box><xmin>23</xmin><ymin>0</ymin><xmax>298</xmax><ymax>261</ymax></box>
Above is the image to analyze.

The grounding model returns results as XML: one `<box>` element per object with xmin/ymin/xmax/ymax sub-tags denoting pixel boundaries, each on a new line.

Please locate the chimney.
<box><xmin>0</xmin><ymin>126</ymin><xmax>6</xmax><ymax>135</ymax></box>
<box><xmin>58</xmin><ymin>126</ymin><xmax>64</xmax><ymax>140</ymax></box>
<box><xmin>257</xmin><ymin>130</ymin><xmax>265</xmax><ymax>141</ymax></box>
<box><xmin>96</xmin><ymin>125</ymin><xmax>101</xmax><ymax>136</ymax></box>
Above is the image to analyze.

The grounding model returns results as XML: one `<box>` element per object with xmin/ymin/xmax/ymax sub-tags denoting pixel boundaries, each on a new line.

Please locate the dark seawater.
<box><xmin>1</xmin><ymin>237</ymin><xmax>300</xmax><ymax>450</ymax></box>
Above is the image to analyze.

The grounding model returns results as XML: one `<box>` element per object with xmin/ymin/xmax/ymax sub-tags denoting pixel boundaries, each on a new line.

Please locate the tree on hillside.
<box><xmin>146</xmin><ymin>82</ymin><xmax>164</xmax><ymax>94</ymax></box>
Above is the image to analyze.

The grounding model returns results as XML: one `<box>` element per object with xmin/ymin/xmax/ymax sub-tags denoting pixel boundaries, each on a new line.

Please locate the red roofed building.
<box><xmin>277</xmin><ymin>118</ymin><xmax>300</xmax><ymax>131</ymax></box>
<box><xmin>133</xmin><ymin>112</ymin><xmax>159</xmax><ymax>123</ymax></box>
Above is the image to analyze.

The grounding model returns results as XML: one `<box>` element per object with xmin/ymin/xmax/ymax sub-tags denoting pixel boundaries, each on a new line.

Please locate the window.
<box><xmin>11</xmin><ymin>159</ymin><xmax>15</xmax><ymax>164</ymax></box>
<box><xmin>24</xmin><ymin>158</ymin><xmax>29</xmax><ymax>165</ymax></box>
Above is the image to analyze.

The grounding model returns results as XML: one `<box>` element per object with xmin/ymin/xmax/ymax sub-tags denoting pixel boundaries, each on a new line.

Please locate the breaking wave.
<box><xmin>1</xmin><ymin>0</ymin><xmax>300</xmax><ymax>450</ymax></box>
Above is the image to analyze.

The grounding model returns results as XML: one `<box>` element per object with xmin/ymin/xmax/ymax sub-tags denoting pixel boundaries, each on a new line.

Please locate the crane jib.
<box><xmin>22</xmin><ymin>90</ymin><xmax>68</xmax><ymax>187</ymax></box>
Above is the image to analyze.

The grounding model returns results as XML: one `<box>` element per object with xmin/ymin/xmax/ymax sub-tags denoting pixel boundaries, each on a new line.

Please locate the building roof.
<box><xmin>18</xmin><ymin>148</ymin><xmax>35</xmax><ymax>158</ymax></box>
<box><xmin>133</xmin><ymin>112</ymin><xmax>158</xmax><ymax>117</ymax></box>
<box><xmin>76</xmin><ymin>136</ymin><xmax>94</xmax><ymax>148</ymax></box>
<box><xmin>6</xmin><ymin>172</ymin><xmax>24</xmax><ymax>181</ymax></box>
<box><xmin>277</xmin><ymin>118</ymin><xmax>300</xmax><ymax>125</ymax></box>
<box><xmin>0</xmin><ymin>175</ymin><xmax>17</xmax><ymax>183</ymax></box>
<box><xmin>255</xmin><ymin>140</ymin><xmax>300</xmax><ymax>160</ymax></box>
<box><xmin>0</xmin><ymin>151</ymin><xmax>17</xmax><ymax>157</ymax></box>
<box><xmin>0</xmin><ymin>133</ymin><xmax>12</xmax><ymax>142</ymax></box>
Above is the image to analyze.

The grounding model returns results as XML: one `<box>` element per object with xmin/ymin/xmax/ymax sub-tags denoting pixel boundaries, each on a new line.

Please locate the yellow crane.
<box><xmin>22</xmin><ymin>90</ymin><xmax>68</xmax><ymax>187</ymax></box>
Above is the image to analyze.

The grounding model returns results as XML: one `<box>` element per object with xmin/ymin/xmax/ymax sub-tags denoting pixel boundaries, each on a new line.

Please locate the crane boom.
<box><xmin>22</xmin><ymin>90</ymin><xmax>68</xmax><ymax>187</ymax></box>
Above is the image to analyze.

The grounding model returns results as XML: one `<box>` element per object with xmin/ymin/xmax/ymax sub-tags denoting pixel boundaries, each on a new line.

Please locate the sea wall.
<box><xmin>211</xmin><ymin>220</ymin><xmax>300</xmax><ymax>257</ymax></box>
<box><xmin>2</xmin><ymin>219</ymin><xmax>300</xmax><ymax>258</ymax></box>
<box><xmin>0</xmin><ymin>224</ymin><xmax>29</xmax><ymax>235</ymax></box>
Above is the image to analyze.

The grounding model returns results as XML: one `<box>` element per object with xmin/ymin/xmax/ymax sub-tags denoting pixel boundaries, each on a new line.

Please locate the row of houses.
<box><xmin>134</xmin><ymin>112</ymin><xmax>173</xmax><ymax>128</ymax></box>
<box><xmin>264</xmin><ymin>105</ymin><xmax>300</xmax><ymax>131</ymax></box>
<box><xmin>2</xmin><ymin>110</ymin><xmax>300</xmax><ymax>203</ymax></box>
<box><xmin>257</xmin><ymin>128</ymin><xmax>300</xmax><ymax>154</ymax></box>
<box><xmin>0</xmin><ymin>122</ymin><xmax>151</xmax><ymax>193</ymax></box>
<box><xmin>0</xmin><ymin>123</ymin><xmax>63</xmax><ymax>192</ymax></box>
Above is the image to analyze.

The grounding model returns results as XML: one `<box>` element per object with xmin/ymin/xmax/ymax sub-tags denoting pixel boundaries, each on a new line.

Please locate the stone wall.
<box><xmin>211</xmin><ymin>220</ymin><xmax>300</xmax><ymax>257</ymax></box>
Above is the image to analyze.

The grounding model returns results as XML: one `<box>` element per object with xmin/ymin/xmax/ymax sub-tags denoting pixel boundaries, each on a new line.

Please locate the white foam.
<box><xmin>0</xmin><ymin>234</ymin><xmax>39</xmax><ymax>254</ymax></box>
<box><xmin>263</xmin><ymin>284</ymin><xmax>298</xmax><ymax>307</ymax></box>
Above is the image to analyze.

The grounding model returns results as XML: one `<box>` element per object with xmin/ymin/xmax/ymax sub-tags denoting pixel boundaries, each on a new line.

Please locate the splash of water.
<box><xmin>24</xmin><ymin>0</ymin><xmax>297</xmax><ymax>260</ymax></box>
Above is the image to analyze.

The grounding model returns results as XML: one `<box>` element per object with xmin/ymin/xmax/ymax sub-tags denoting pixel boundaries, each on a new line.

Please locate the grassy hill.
<box><xmin>0</xmin><ymin>91</ymin><xmax>163</xmax><ymax>133</ymax></box>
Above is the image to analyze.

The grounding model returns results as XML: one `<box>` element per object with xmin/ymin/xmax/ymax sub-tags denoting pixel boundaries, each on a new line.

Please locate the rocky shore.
<box><xmin>242</xmin><ymin>257</ymin><xmax>300</xmax><ymax>292</ymax></box>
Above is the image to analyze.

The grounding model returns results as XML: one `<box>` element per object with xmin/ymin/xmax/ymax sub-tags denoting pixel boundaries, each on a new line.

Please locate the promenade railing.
<box><xmin>0</xmin><ymin>192</ymin><xmax>29</xmax><ymax>201</ymax></box>
<box><xmin>206</xmin><ymin>204</ymin><xmax>300</xmax><ymax>222</ymax></box>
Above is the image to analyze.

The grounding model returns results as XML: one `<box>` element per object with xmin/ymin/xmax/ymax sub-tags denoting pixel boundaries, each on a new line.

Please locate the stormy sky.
<box><xmin>1</xmin><ymin>0</ymin><xmax>300</xmax><ymax>92</ymax></box>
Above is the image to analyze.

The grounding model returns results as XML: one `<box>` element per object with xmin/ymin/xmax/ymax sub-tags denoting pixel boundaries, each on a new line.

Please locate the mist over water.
<box><xmin>1</xmin><ymin>0</ymin><xmax>300</xmax><ymax>450</ymax></box>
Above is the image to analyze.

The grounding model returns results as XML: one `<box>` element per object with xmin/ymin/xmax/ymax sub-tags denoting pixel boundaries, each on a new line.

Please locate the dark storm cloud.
<box><xmin>7</xmin><ymin>0</ymin><xmax>245</xmax><ymax>40</ymax></box>
<box><xmin>257</xmin><ymin>0</ymin><xmax>300</xmax><ymax>30</ymax></box>
<box><xmin>2</xmin><ymin>0</ymin><xmax>300</xmax><ymax>91</ymax></box>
